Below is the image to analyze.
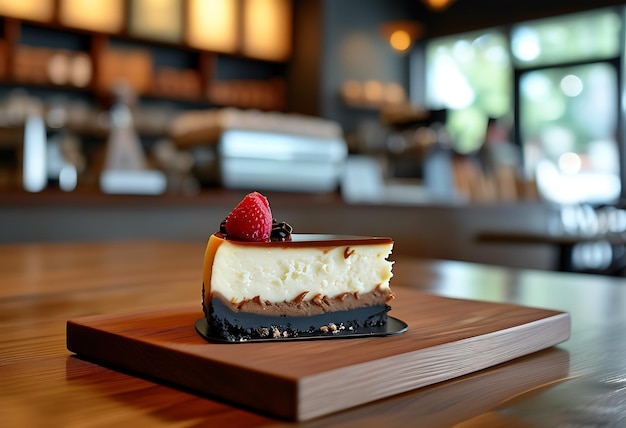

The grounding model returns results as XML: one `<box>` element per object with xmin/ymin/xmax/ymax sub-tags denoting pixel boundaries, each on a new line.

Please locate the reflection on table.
<box><xmin>478</xmin><ymin>203</ymin><xmax>626</xmax><ymax>275</ymax></box>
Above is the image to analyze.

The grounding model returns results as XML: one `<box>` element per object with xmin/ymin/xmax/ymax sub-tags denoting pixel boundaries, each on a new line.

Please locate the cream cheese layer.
<box><xmin>203</xmin><ymin>234</ymin><xmax>393</xmax><ymax>304</ymax></box>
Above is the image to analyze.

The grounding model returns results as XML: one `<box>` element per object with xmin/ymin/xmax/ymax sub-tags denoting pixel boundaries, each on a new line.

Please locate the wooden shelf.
<box><xmin>0</xmin><ymin>17</ymin><xmax>288</xmax><ymax>111</ymax></box>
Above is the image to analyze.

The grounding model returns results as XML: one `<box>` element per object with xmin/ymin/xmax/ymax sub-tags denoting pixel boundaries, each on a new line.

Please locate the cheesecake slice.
<box><xmin>202</xmin><ymin>233</ymin><xmax>395</xmax><ymax>341</ymax></box>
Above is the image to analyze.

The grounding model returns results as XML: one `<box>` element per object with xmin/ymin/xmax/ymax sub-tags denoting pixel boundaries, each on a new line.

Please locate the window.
<box><xmin>511</xmin><ymin>9</ymin><xmax>621</xmax><ymax>67</ymax></box>
<box><xmin>422</xmin><ymin>8</ymin><xmax>623</xmax><ymax>204</ymax></box>
<box><xmin>425</xmin><ymin>31</ymin><xmax>511</xmax><ymax>153</ymax></box>
<box><xmin>519</xmin><ymin>63</ymin><xmax>620</xmax><ymax>204</ymax></box>
<box><xmin>514</xmin><ymin>9</ymin><xmax>621</xmax><ymax>204</ymax></box>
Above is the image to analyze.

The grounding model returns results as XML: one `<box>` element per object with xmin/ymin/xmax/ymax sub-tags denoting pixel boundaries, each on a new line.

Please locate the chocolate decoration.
<box><xmin>213</xmin><ymin>233</ymin><xmax>393</xmax><ymax>247</ymax></box>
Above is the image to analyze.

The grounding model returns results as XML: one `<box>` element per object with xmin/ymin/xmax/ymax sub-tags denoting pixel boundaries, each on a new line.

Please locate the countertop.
<box><xmin>0</xmin><ymin>190</ymin><xmax>557</xmax><ymax>270</ymax></box>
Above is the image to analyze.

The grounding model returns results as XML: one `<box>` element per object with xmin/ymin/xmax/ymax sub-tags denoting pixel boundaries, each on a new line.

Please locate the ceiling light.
<box><xmin>422</xmin><ymin>0</ymin><xmax>455</xmax><ymax>12</ymax></box>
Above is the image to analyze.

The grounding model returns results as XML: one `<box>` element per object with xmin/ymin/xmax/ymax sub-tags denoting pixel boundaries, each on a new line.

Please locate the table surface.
<box><xmin>1</xmin><ymin>240</ymin><xmax>625</xmax><ymax>427</ymax></box>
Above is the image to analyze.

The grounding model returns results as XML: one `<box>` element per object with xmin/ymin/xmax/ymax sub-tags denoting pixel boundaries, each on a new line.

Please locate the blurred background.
<box><xmin>2</xmin><ymin>0</ymin><xmax>626</xmax><ymax>275</ymax></box>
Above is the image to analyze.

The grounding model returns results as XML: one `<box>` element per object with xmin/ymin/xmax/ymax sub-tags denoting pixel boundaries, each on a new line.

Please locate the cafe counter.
<box><xmin>0</xmin><ymin>189</ymin><xmax>556</xmax><ymax>270</ymax></box>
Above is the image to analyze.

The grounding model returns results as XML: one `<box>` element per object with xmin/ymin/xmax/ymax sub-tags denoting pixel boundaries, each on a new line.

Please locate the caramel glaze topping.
<box><xmin>212</xmin><ymin>232</ymin><xmax>393</xmax><ymax>248</ymax></box>
<box><xmin>212</xmin><ymin>285</ymin><xmax>395</xmax><ymax>317</ymax></box>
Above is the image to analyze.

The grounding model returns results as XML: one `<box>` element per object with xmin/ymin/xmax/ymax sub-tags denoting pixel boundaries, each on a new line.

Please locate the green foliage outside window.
<box><xmin>426</xmin><ymin>32</ymin><xmax>511</xmax><ymax>153</ymax></box>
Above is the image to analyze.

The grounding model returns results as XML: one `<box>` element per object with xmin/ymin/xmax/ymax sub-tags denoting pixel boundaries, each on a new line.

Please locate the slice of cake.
<box><xmin>201</xmin><ymin>192</ymin><xmax>395</xmax><ymax>341</ymax></box>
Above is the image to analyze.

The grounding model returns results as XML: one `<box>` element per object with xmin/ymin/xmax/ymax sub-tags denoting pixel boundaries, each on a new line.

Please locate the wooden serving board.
<box><xmin>66</xmin><ymin>288</ymin><xmax>570</xmax><ymax>421</ymax></box>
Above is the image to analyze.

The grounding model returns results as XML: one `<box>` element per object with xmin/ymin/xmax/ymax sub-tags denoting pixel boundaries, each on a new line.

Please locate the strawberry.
<box><xmin>223</xmin><ymin>192</ymin><xmax>273</xmax><ymax>241</ymax></box>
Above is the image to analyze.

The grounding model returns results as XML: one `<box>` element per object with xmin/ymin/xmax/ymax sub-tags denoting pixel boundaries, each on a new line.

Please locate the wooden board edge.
<box><xmin>297</xmin><ymin>311</ymin><xmax>571</xmax><ymax>421</ymax></box>
<box><xmin>293</xmin><ymin>347</ymin><xmax>570</xmax><ymax>426</ymax></box>
<box><xmin>66</xmin><ymin>320</ymin><xmax>299</xmax><ymax>420</ymax></box>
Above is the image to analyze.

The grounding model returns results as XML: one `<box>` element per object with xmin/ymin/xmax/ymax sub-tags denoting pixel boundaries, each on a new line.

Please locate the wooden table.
<box><xmin>1</xmin><ymin>240</ymin><xmax>625</xmax><ymax>427</ymax></box>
